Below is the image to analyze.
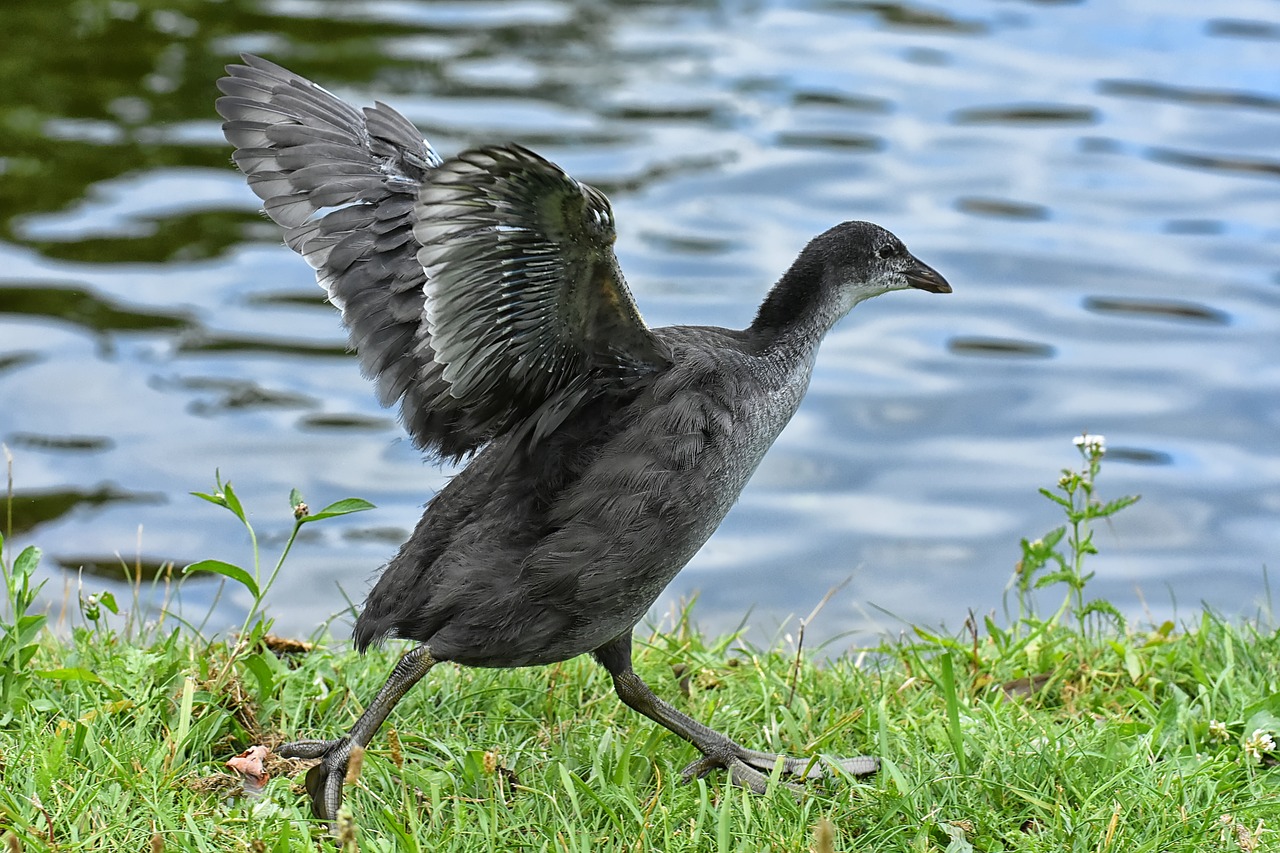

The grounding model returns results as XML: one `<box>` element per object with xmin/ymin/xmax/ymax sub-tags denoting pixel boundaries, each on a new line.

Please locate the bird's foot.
<box><xmin>278</xmin><ymin>736</ymin><xmax>353</xmax><ymax>821</ymax></box>
<box><xmin>680</xmin><ymin>745</ymin><xmax>878</xmax><ymax>794</ymax></box>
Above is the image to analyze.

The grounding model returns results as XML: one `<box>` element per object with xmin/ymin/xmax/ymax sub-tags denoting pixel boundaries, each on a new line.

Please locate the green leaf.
<box><xmin>1242</xmin><ymin>709</ymin><xmax>1280</xmax><ymax>740</ymax></box>
<box><xmin>1242</xmin><ymin>694</ymin><xmax>1280</xmax><ymax>720</ymax></box>
<box><xmin>942</xmin><ymin>823</ymin><xmax>976</xmax><ymax>853</ymax></box>
<box><xmin>1100</xmin><ymin>494</ymin><xmax>1141</xmax><ymax>515</ymax></box>
<box><xmin>913</xmin><ymin>627</ymin><xmax>966</xmax><ymax>651</ymax></box>
<box><xmin>879</xmin><ymin>756</ymin><xmax>911</xmax><ymax>796</ymax></box>
<box><xmin>1038</xmin><ymin>488</ymin><xmax>1071</xmax><ymax>509</ymax></box>
<box><xmin>36</xmin><ymin>667</ymin><xmax>105</xmax><ymax>684</ymax></box>
<box><xmin>14</xmin><ymin>545</ymin><xmax>41</xmax><ymax>579</ymax></box>
<box><xmin>16</xmin><ymin>613</ymin><xmax>48</xmax><ymax>647</ymax></box>
<box><xmin>1033</xmin><ymin>570</ymin><xmax>1077</xmax><ymax>589</ymax></box>
<box><xmin>1083</xmin><ymin>601</ymin><xmax>1125</xmax><ymax>633</ymax></box>
<box><xmin>174</xmin><ymin>676</ymin><xmax>195</xmax><ymax>750</ymax></box>
<box><xmin>245</xmin><ymin>618</ymin><xmax>271</xmax><ymax>647</ymax></box>
<box><xmin>182</xmin><ymin>559</ymin><xmax>260</xmax><ymax>600</ymax></box>
<box><xmin>300</xmin><ymin>498</ymin><xmax>376</xmax><ymax>523</ymax></box>
<box><xmin>221</xmin><ymin>481</ymin><xmax>246</xmax><ymax>522</ymax></box>
<box><xmin>938</xmin><ymin>653</ymin><xmax>967</xmax><ymax>773</ymax></box>
<box><xmin>983</xmin><ymin>615</ymin><xmax>1006</xmax><ymax>646</ymax></box>
<box><xmin>241</xmin><ymin>652</ymin><xmax>277</xmax><ymax>699</ymax></box>
<box><xmin>1124</xmin><ymin>645</ymin><xmax>1143</xmax><ymax>682</ymax></box>
<box><xmin>98</xmin><ymin>591</ymin><xmax>119</xmax><ymax>615</ymax></box>
<box><xmin>716</xmin><ymin>778</ymin><xmax>732</xmax><ymax>850</ymax></box>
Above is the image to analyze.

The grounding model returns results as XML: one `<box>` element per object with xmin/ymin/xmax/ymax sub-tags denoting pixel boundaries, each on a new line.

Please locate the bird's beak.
<box><xmin>904</xmin><ymin>260</ymin><xmax>952</xmax><ymax>294</ymax></box>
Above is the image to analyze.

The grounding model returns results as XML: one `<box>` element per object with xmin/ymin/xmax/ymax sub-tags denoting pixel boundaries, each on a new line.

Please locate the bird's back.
<box><xmin>355</xmin><ymin>325</ymin><xmax>819</xmax><ymax>666</ymax></box>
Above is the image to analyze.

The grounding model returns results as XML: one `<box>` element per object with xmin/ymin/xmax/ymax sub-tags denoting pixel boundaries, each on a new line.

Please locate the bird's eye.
<box><xmin>877</xmin><ymin>245</ymin><xmax>898</xmax><ymax>260</ymax></box>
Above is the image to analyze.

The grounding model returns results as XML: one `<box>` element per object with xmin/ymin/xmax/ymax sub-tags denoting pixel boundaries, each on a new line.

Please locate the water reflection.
<box><xmin>298</xmin><ymin>413</ymin><xmax>396</xmax><ymax>433</ymax></box>
<box><xmin>1205</xmin><ymin>18</ymin><xmax>1280</xmax><ymax>40</ymax></box>
<box><xmin>6</xmin><ymin>433</ymin><xmax>114</xmax><ymax>453</ymax></box>
<box><xmin>1</xmin><ymin>0</ymin><xmax>1277</xmax><ymax>648</ymax></box>
<box><xmin>173</xmin><ymin>333</ymin><xmax>350</xmax><ymax>358</ymax></box>
<box><xmin>951</xmin><ymin>105</ymin><xmax>1098</xmax><ymax>126</ymax></box>
<box><xmin>5</xmin><ymin>483</ymin><xmax>164</xmax><ymax>536</ymax></box>
<box><xmin>56</xmin><ymin>553</ymin><xmax>181</xmax><ymax>582</ymax></box>
<box><xmin>948</xmin><ymin>338</ymin><xmax>1055</xmax><ymax>359</ymax></box>
<box><xmin>1144</xmin><ymin>147</ymin><xmax>1280</xmax><ymax>180</ymax></box>
<box><xmin>1098</xmin><ymin>79</ymin><xmax>1280</xmax><ymax>113</ymax></box>
<box><xmin>0</xmin><ymin>284</ymin><xmax>193</xmax><ymax>334</ymax></box>
<box><xmin>1105</xmin><ymin>447</ymin><xmax>1173</xmax><ymax>467</ymax></box>
<box><xmin>159</xmin><ymin>375</ymin><xmax>320</xmax><ymax>417</ymax></box>
<box><xmin>821</xmin><ymin>1</ymin><xmax>987</xmax><ymax>33</ymax></box>
<box><xmin>1082</xmin><ymin>297</ymin><xmax>1230</xmax><ymax>326</ymax></box>
<box><xmin>954</xmin><ymin>197</ymin><xmax>1049</xmax><ymax>221</ymax></box>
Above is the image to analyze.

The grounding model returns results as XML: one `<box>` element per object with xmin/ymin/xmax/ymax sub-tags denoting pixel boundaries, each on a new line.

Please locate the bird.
<box><xmin>214</xmin><ymin>53</ymin><xmax>951</xmax><ymax>822</ymax></box>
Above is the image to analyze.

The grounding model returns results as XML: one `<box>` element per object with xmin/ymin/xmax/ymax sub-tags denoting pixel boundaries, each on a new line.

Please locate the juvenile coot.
<box><xmin>215</xmin><ymin>54</ymin><xmax>951</xmax><ymax>821</ymax></box>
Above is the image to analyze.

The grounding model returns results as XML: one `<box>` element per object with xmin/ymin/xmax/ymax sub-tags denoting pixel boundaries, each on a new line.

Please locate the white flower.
<box><xmin>1208</xmin><ymin>720</ymin><xmax>1229</xmax><ymax>744</ymax></box>
<box><xmin>1243</xmin><ymin>728</ymin><xmax>1275</xmax><ymax>764</ymax></box>
<box><xmin>1073</xmin><ymin>434</ymin><xmax>1106</xmax><ymax>454</ymax></box>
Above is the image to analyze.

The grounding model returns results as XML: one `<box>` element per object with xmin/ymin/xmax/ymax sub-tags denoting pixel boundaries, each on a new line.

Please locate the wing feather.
<box><xmin>416</xmin><ymin>145</ymin><xmax>669</xmax><ymax>423</ymax></box>
<box><xmin>218</xmin><ymin>55</ymin><xmax>668</xmax><ymax>462</ymax></box>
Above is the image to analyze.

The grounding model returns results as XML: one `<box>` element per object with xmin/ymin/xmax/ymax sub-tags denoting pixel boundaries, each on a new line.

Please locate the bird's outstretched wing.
<box><xmin>216</xmin><ymin>55</ymin><xmax>668</xmax><ymax>460</ymax></box>
<box><xmin>415</xmin><ymin>144</ymin><xmax>670</xmax><ymax>449</ymax></box>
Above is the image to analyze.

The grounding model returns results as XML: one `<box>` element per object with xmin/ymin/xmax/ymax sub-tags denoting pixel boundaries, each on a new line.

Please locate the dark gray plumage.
<box><xmin>215</xmin><ymin>54</ymin><xmax>951</xmax><ymax>823</ymax></box>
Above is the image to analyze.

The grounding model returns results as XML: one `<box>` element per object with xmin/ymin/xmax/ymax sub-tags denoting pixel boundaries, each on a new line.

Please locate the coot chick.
<box><xmin>215</xmin><ymin>54</ymin><xmax>951</xmax><ymax>821</ymax></box>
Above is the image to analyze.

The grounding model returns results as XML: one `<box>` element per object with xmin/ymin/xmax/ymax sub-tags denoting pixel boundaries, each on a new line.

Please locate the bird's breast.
<box><xmin>524</xmin><ymin>340</ymin><xmax>819</xmax><ymax>650</ymax></box>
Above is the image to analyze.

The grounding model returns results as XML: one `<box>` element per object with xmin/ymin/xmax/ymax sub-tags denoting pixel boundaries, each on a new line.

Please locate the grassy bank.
<box><xmin>1</xmin><ymin>444</ymin><xmax>1277</xmax><ymax>851</ymax></box>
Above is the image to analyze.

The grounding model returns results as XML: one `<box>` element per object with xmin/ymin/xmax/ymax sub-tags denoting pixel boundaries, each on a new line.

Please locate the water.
<box><xmin>2</xmin><ymin>0</ymin><xmax>1277</xmax><ymax>650</ymax></box>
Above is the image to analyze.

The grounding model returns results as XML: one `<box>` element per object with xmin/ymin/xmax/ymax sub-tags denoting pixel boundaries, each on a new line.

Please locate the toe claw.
<box><xmin>280</xmin><ymin>737</ymin><xmax>351</xmax><ymax>821</ymax></box>
<box><xmin>679</xmin><ymin>755</ymin><xmax>719</xmax><ymax>783</ymax></box>
<box><xmin>732</xmin><ymin>757</ymin><xmax>810</xmax><ymax>795</ymax></box>
<box><xmin>303</xmin><ymin>762</ymin><xmax>330</xmax><ymax>814</ymax></box>
<box><xmin>682</xmin><ymin>744</ymin><xmax>880</xmax><ymax>794</ymax></box>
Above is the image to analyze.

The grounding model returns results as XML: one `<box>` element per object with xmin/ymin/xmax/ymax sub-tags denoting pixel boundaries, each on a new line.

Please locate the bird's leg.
<box><xmin>593</xmin><ymin>637</ymin><xmax>877</xmax><ymax>794</ymax></box>
<box><xmin>279</xmin><ymin>644</ymin><xmax>436</xmax><ymax>822</ymax></box>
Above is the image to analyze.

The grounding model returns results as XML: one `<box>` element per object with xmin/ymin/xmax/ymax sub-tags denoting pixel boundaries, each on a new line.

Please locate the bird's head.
<box><xmin>751</xmin><ymin>220</ymin><xmax>951</xmax><ymax>338</ymax></box>
<box><xmin>819</xmin><ymin>221</ymin><xmax>951</xmax><ymax>313</ymax></box>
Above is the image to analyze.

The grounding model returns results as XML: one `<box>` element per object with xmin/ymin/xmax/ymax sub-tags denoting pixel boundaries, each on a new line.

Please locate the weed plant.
<box><xmin>0</xmin><ymin>440</ymin><xmax>1275</xmax><ymax>851</ymax></box>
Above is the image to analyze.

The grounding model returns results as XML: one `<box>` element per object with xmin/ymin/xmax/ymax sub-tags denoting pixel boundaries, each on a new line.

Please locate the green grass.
<box><xmin>1</xmin><ymin>600</ymin><xmax>1277</xmax><ymax>851</ymax></box>
<box><xmin>1</xmin><ymin>442</ymin><xmax>1277</xmax><ymax>851</ymax></box>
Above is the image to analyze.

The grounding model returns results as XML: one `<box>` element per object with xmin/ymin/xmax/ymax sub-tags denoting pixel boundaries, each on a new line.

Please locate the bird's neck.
<box><xmin>748</xmin><ymin>253</ymin><xmax>842</xmax><ymax>351</ymax></box>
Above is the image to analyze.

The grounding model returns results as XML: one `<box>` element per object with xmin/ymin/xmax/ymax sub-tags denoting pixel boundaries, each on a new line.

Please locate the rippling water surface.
<box><xmin>2</xmin><ymin>0</ymin><xmax>1278</xmax><ymax>648</ymax></box>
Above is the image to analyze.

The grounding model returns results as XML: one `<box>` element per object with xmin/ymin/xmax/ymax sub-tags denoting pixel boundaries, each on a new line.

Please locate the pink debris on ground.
<box><xmin>226</xmin><ymin>745</ymin><xmax>271</xmax><ymax>794</ymax></box>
